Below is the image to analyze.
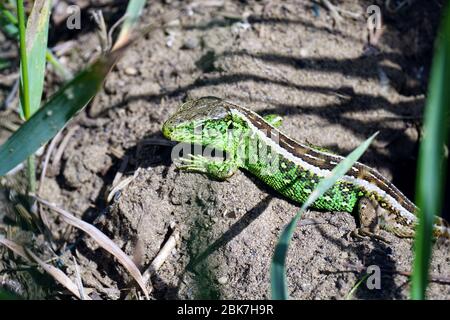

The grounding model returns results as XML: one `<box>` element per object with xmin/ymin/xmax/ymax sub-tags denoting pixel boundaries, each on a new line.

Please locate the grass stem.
<box><xmin>16</xmin><ymin>0</ymin><xmax>36</xmax><ymax>196</ymax></box>
<box><xmin>16</xmin><ymin>0</ymin><xmax>30</xmax><ymax>119</ymax></box>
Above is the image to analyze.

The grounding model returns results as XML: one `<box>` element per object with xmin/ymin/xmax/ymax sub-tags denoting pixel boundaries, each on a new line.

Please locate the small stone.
<box><xmin>218</xmin><ymin>276</ymin><xmax>228</xmax><ymax>284</ymax></box>
<box><xmin>166</xmin><ymin>32</ymin><xmax>176</xmax><ymax>48</ymax></box>
<box><xmin>170</xmin><ymin>196</ymin><xmax>182</xmax><ymax>205</ymax></box>
<box><xmin>124</xmin><ymin>67</ymin><xmax>138</xmax><ymax>76</ymax></box>
<box><xmin>225</xmin><ymin>210</ymin><xmax>237</xmax><ymax>219</ymax></box>
<box><xmin>182</xmin><ymin>37</ymin><xmax>199</xmax><ymax>50</ymax></box>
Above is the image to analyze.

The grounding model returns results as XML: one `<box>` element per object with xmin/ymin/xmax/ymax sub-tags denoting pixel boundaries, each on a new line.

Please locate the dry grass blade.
<box><xmin>35</xmin><ymin>197</ymin><xmax>150</xmax><ymax>299</ymax></box>
<box><xmin>0</xmin><ymin>237</ymin><xmax>90</xmax><ymax>299</ymax></box>
<box><xmin>51</xmin><ymin>125</ymin><xmax>79</xmax><ymax>169</ymax></box>
<box><xmin>0</xmin><ymin>237</ymin><xmax>29</xmax><ymax>261</ymax></box>
<box><xmin>24</xmin><ymin>248</ymin><xmax>91</xmax><ymax>300</ymax></box>
<box><xmin>72</xmin><ymin>256</ymin><xmax>87</xmax><ymax>300</ymax></box>
<box><xmin>38</xmin><ymin>127</ymin><xmax>65</xmax><ymax>234</ymax></box>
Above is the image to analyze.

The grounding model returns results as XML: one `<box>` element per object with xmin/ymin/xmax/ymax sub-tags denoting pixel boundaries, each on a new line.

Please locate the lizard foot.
<box><xmin>349</xmin><ymin>228</ymin><xmax>390</xmax><ymax>244</ymax></box>
<box><xmin>174</xmin><ymin>154</ymin><xmax>210</xmax><ymax>173</ymax></box>
<box><xmin>349</xmin><ymin>196</ymin><xmax>391</xmax><ymax>244</ymax></box>
<box><xmin>174</xmin><ymin>154</ymin><xmax>239</xmax><ymax>180</ymax></box>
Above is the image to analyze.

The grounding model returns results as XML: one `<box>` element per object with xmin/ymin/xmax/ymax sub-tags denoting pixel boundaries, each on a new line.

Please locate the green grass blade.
<box><xmin>0</xmin><ymin>288</ymin><xmax>22</xmax><ymax>300</ymax></box>
<box><xmin>0</xmin><ymin>57</ymin><xmax>11</xmax><ymax>70</ymax></box>
<box><xmin>16</xmin><ymin>0</ymin><xmax>30</xmax><ymax>119</ymax></box>
<box><xmin>270</xmin><ymin>210</ymin><xmax>303</xmax><ymax>300</ymax></box>
<box><xmin>115</xmin><ymin>0</ymin><xmax>146</xmax><ymax>48</ymax></box>
<box><xmin>346</xmin><ymin>273</ymin><xmax>370</xmax><ymax>300</ymax></box>
<box><xmin>0</xmin><ymin>3</ymin><xmax>72</xmax><ymax>81</ymax></box>
<box><xmin>271</xmin><ymin>132</ymin><xmax>378</xmax><ymax>300</ymax></box>
<box><xmin>16</xmin><ymin>0</ymin><xmax>37</xmax><ymax>194</ymax></box>
<box><xmin>0</xmin><ymin>3</ymin><xmax>19</xmax><ymax>38</ymax></box>
<box><xmin>0</xmin><ymin>2</ymin><xmax>160</xmax><ymax>176</ymax></box>
<box><xmin>0</xmin><ymin>53</ymin><xmax>119</xmax><ymax>176</ymax></box>
<box><xmin>46</xmin><ymin>50</ymin><xmax>73</xmax><ymax>81</ymax></box>
<box><xmin>411</xmin><ymin>4</ymin><xmax>450</xmax><ymax>300</ymax></box>
<box><xmin>18</xmin><ymin>0</ymin><xmax>52</xmax><ymax>118</ymax></box>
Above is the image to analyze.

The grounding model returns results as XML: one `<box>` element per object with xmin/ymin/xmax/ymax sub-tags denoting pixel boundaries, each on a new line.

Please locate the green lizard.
<box><xmin>162</xmin><ymin>96</ymin><xmax>450</xmax><ymax>241</ymax></box>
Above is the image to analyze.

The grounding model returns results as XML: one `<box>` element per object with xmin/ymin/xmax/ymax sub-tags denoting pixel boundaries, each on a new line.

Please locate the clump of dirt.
<box><xmin>1</xmin><ymin>0</ymin><xmax>449</xmax><ymax>299</ymax></box>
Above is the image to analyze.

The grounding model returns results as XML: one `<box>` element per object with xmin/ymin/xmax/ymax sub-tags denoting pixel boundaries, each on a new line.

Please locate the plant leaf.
<box><xmin>0</xmin><ymin>3</ymin><xmax>19</xmax><ymax>38</ymax></box>
<box><xmin>114</xmin><ymin>0</ymin><xmax>146</xmax><ymax>50</ymax></box>
<box><xmin>0</xmin><ymin>57</ymin><xmax>11</xmax><ymax>70</ymax></box>
<box><xmin>271</xmin><ymin>132</ymin><xmax>378</xmax><ymax>299</ymax></box>
<box><xmin>0</xmin><ymin>3</ymin><xmax>170</xmax><ymax>176</ymax></box>
<box><xmin>411</xmin><ymin>4</ymin><xmax>450</xmax><ymax>300</ymax></box>
<box><xmin>18</xmin><ymin>0</ymin><xmax>52</xmax><ymax>117</ymax></box>
<box><xmin>0</xmin><ymin>52</ymin><xmax>120</xmax><ymax>176</ymax></box>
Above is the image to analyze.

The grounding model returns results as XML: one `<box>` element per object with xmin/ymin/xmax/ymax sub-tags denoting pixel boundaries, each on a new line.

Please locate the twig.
<box><xmin>334</xmin><ymin>6</ymin><xmax>362</xmax><ymax>19</ymax></box>
<box><xmin>142</xmin><ymin>223</ymin><xmax>179</xmax><ymax>283</ymax></box>
<box><xmin>321</xmin><ymin>0</ymin><xmax>343</xmax><ymax>24</ymax></box>
<box><xmin>320</xmin><ymin>0</ymin><xmax>362</xmax><ymax>23</ymax></box>
<box><xmin>106</xmin><ymin>168</ymin><xmax>140</xmax><ymax>203</ymax></box>
<box><xmin>110</xmin><ymin>155</ymin><xmax>129</xmax><ymax>190</ymax></box>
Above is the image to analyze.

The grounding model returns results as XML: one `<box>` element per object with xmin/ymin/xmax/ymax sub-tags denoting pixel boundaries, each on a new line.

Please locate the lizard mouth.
<box><xmin>162</xmin><ymin>117</ymin><xmax>201</xmax><ymax>144</ymax></box>
<box><xmin>162</xmin><ymin>110</ymin><xmax>189</xmax><ymax>141</ymax></box>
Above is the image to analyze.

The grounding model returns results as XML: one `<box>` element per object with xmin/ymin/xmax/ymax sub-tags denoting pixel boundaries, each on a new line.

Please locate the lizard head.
<box><xmin>162</xmin><ymin>97</ymin><xmax>246</xmax><ymax>151</ymax></box>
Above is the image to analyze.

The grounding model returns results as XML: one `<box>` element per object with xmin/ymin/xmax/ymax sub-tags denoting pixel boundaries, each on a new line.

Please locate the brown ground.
<box><xmin>1</xmin><ymin>0</ymin><xmax>449</xmax><ymax>300</ymax></box>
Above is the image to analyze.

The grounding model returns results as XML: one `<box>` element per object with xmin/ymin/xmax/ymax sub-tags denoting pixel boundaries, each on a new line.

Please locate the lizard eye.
<box><xmin>228</xmin><ymin>122</ymin><xmax>234</xmax><ymax>129</ymax></box>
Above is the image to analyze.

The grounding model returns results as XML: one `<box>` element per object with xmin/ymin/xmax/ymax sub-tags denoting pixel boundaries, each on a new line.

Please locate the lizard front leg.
<box><xmin>175</xmin><ymin>154</ymin><xmax>240</xmax><ymax>180</ymax></box>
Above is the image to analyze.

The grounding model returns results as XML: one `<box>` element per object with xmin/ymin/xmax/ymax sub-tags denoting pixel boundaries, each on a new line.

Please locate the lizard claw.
<box><xmin>174</xmin><ymin>154</ymin><xmax>209</xmax><ymax>173</ymax></box>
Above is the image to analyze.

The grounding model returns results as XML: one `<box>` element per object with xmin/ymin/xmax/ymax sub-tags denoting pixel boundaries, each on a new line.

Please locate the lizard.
<box><xmin>162</xmin><ymin>96</ymin><xmax>450</xmax><ymax>241</ymax></box>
